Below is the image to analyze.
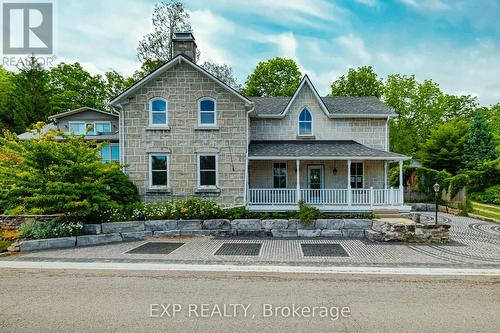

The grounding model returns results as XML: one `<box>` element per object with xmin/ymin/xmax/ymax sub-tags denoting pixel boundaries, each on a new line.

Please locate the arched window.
<box><xmin>298</xmin><ymin>108</ymin><xmax>312</xmax><ymax>136</ymax></box>
<box><xmin>149</xmin><ymin>98</ymin><xmax>168</xmax><ymax>126</ymax></box>
<box><xmin>198</xmin><ymin>98</ymin><xmax>216</xmax><ymax>126</ymax></box>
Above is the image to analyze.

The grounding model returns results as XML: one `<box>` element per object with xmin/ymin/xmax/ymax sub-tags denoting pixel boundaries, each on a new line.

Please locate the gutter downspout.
<box><xmin>385</xmin><ymin>115</ymin><xmax>390</xmax><ymax>151</ymax></box>
<box><xmin>243</xmin><ymin>104</ymin><xmax>255</xmax><ymax>206</ymax></box>
<box><xmin>117</xmin><ymin>104</ymin><xmax>125</xmax><ymax>169</ymax></box>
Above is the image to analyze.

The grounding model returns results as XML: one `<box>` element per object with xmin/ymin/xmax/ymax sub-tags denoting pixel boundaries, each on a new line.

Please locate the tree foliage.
<box><xmin>201</xmin><ymin>61</ymin><xmax>241</xmax><ymax>90</ymax></box>
<box><xmin>329</xmin><ymin>66</ymin><xmax>384</xmax><ymax>98</ymax></box>
<box><xmin>419</xmin><ymin>118</ymin><xmax>469</xmax><ymax>174</ymax></box>
<box><xmin>137</xmin><ymin>0</ymin><xmax>192</xmax><ymax>63</ymax></box>
<box><xmin>241</xmin><ymin>57</ymin><xmax>302</xmax><ymax>96</ymax></box>
<box><xmin>0</xmin><ymin>123</ymin><xmax>139</xmax><ymax>222</ymax></box>
<box><xmin>462</xmin><ymin>112</ymin><xmax>498</xmax><ymax>169</ymax></box>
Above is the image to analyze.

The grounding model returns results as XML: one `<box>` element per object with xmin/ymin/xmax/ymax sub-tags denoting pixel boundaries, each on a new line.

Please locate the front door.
<box><xmin>307</xmin><ymin>166</ymin><xmax>324</xmax><ymax>202</ymax></box>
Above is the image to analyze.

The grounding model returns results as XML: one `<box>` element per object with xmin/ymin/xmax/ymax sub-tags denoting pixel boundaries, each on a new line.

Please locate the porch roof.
<box><xmin>248</xmin><ymin>140</ymin><xmax>411</xmax><ymax>160</ymax></box>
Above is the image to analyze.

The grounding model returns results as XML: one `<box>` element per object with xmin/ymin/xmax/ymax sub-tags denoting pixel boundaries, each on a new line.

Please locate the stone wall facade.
<box><xmin>120</xmin><ymin>62</ymin><xmax>247</xmax><ymax>206</ymax></box>
<box><xmin>250</xmin><ymin>84</ymin><xmax>388</xmax><ymax>150</ymax></box>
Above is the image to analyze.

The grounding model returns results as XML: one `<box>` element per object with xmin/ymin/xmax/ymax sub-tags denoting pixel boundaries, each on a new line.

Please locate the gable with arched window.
<box><xmin>298</xmin><ymin>108</ymin><xmax>313</xmax><ymax>136</ymax></box>
<box><xmin>149</xmin><ymin>98</ymin><xmax>168</xmax><ymax>126</ymax></box>
<box><xmin>198</xmin><ymin>98</ymin><xmax>216</xmax><ymax>126</ymax></box>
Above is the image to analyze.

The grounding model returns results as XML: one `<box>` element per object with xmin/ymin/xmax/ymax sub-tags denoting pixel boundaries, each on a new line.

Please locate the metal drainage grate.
<box><xmin>215</xmin><ymin>243</ymin><xmax>262</xmax><ymax>256</ymax></box>
<box><xmin>126</xmin><ymin>242</ymin><xmax>184</xmax><ymax>255</ymax></box>
<box><xmin>301</xmin><ymin>244</ymin><xmax>348</xmax><ymax>257</ymax></box>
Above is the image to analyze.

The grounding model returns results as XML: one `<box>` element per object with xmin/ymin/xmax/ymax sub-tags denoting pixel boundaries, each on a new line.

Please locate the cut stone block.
<box><xmin>342</xmin><ymin>229</ymin><xmax>365</xmax><ymax>238</ymax></box>
<box><xmin>145</xmin><ymin>220</ymin><xmax>178</xmax><ymax>231</ymax></box>
<box><xmin>153</xmin><ymin>230</ymin><xmax>180</xmax><ymax>237</ymax></box>
<box><xmin>202</xmin><ymin>219</ymin><xmax>231</xmax><ymax>230</ymax></box>
<box><xmin>230</xmin><ymin>219</ymin><xmax>262</xmax><ymax>231</ymax></box>
<box><xmin>83</xmin><ymin>224</ymin><xmax>101</xmax><ymax>235</ymax></box>
<box><xmin>76</xmin><ymin>233</ymin><xmax>123</xmax><ymax>246</ymax></box>
<box><xmin>261</xmin><ymin>219</ymin><xmax>288</xmax><ymax>230</ymax></box>
<box><xmin>121</xmin><ymin>231</ymin><xmax>153</xmax><ymax>241</ymax></box>
<box><xmin>297</xmin><ymin>229</ymin><xmax>322</xmax><ymax>237</ymax></box>
<box><xmin>315</xmin><ymin>219</ymin><xmax>344</xmax><ymax>230</ymax></box>
<box><xmin>343</xmin><ymin>219</ymin><xmax>372</xmax><ymax>229</ymax></box>
<box><xmin>20</xmin><ymin>237</ymin><xmax>76</xmax><ymax>252</ymax></box>
<box><xmin>177</xmin><ymin>220</ymin><xmax>202</xmax><ymax>230</ymax></box>
<box><xmin>101</xmin><ymin>221</ymin><xmax>144</xmax><ymax>234</ymax></box>
<box><xmin>320</xmin><ymin>230</ymin><xmax>343</xmax><ymax>237</ymax></box>
<box><xmin>271</xmin><ymin>229</ymin><xmax>298</xmax><ymax>238</ymax></box>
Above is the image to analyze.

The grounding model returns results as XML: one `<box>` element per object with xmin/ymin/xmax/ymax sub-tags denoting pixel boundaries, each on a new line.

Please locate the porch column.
<box><xmin>347</xmin><ymin>159</ymin><xmax>352</xmax><ymax>206</ymax></box>
<box><xmin>296</xmin><ymin>159</ymin><xmax>301</xmax><ymax>203</ymax></box>
<box><xmin>398</xmin><ymin>160</ymin><xmax>403</xmax><ymax>204</ymax></box>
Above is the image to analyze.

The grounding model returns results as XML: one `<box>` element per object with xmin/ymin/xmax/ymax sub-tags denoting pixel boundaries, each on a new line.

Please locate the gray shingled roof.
<box><xmin>248</xmin><ymin>96</ymin><xmax>396</xmax><ymax>116</ymax></box>
<box><xmin>248</xmin><ymin>140</ymin><xmax>409</xmax><ymax>160</ymax></box>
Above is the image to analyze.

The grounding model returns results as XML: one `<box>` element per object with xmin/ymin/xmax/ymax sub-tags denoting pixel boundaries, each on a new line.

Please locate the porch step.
<box><xmin>373</xmin><ymin>209</ymin><xmax>402</xmax><ymax>219</ymax></box>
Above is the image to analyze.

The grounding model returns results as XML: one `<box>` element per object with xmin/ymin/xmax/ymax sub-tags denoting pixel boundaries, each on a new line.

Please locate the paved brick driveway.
<box><xmin>4</xmin><ymin>213</ymin><xmax>500</xmax><ymax>268</ymax></box>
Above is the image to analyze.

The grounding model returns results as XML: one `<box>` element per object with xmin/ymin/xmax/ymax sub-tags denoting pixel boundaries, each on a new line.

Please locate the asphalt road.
<box><xmin>0</xmin><ymin>269</ymin><xmax>499</xmax><ymax>332</ymax></box>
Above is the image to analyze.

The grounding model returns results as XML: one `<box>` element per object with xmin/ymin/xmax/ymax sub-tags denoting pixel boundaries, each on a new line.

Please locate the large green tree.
<box><xmin>0</xmin><ymin>66</ymin><xmax>19</xmax><ymax>132</ymax></box>
<box><xmin>418</xmin><ymin>118</ymin><xmax>469</xmax><ymax>174</ymax></box>
<box><xmin>11</xmin><ymin>56</ymin><xmax>51</xmax><ymax>131</ymax></box>
<box><xmin>49</xmin><ymin>62</ymin><xmax>108</xmax><ymax>114</ymax></box>
<box><xmin>241</xmin><ymin>57</ymin><xmax>302</xmax><ymax>96</ymax></box>
<box><xmin>462</xmin><ymin>112</ymin><xmax>498</xmax><ymax>169</ymax></box>
<box><xmin>329</xmin><ymin>66</ymin><xmax>384</xmax><ymax>98</ymax></box>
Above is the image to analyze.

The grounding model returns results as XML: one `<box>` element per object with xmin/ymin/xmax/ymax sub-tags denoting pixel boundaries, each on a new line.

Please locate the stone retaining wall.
<box><xmin>0</xmin><ymin>214</ymin><xmax>63</xmax><ymax>230</ymax></box>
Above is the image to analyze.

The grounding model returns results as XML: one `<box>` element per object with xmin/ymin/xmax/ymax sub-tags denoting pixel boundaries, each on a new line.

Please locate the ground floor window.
<box><xmin>100</xmin><ymin>144</ymin><xmax>119</xmax><ymax>163</ymax></box>
<box><xmin>198</xmin><ymin>154</ymin><xmax>217</xmax><ymax>187</ymax></box>
<box><xmin>149</xmin><ymin>154</ymin><xmax>169</xmax><ymax>187</ymax></box>
<box><xmin>350</xmin><ymin>162</ymin><xmax>363</xmax><ymax>188</ymax></box>
<box><xmin>273</xmin><ymin>162</ymin><xmax>287</xmax><ymax>188</ymax></box>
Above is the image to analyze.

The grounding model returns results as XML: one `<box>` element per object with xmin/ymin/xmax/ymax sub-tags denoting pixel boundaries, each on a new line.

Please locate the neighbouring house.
<box><xmin>109</xmin><ymin>32</ymin><xmax>411</xmax><ymax>212</ymax></box>
<box><xmin>19</xmin><ymin>106</ymin><xmax>120</xmax><ymax>163</ymax></box>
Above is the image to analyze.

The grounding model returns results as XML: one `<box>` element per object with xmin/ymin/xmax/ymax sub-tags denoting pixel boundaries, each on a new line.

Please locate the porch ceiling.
<box><xmin>248</xmin><ymin>140</ymin><xmax>410</xmax><ymax>160</ymax></box>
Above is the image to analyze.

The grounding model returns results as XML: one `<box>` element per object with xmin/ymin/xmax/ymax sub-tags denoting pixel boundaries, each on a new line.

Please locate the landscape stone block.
<box><xmin>101</xmin><ymin>221</ymin><xmax>144</xmax><ymax>234</ymax></box>
<box><xmin>297</xmin><ymin>229</ymin><xmax>322</xmax><ymax>237</ymax></box>
<box><xmin>343</xmin><ymin>219</ymin><xmax>372</xmax><ymax>229</ymax></box>
<box><xmin>121</xmin><ymin>231</ymin><xmax>153</xmax><ymax>241</ymax></box>
<box><xmin>202</xmin><ymin>219</ymin><xmax>231</xmax><ymax>230</ymax></box>
<box><xmin>177</xmin><ymin>220</ymin><xmax>202</xmax><ymax>230</ymax></box>
<box><xmin>230</xmin><ymin>219</ymin><xmax>262</xmax><ymax>231</ymax></box>
<box><xmin>315</xmin><ymin>219</ymin><xmax>344</xmax><ymax>230</ymax></box>
<box><xmin>20</xmin><ymin>237</ymin><xmax>76</xmax><ymax>252</ymax></box>
<box><xmin>76</xmin><ymin>233</ymin><xmax>122</xmax><ymax>246</ymax></box>
<box><xmin>83</xmin><ymin>224</ymin><xmax>101</xmax><ymax>235</ymax></box>
<box><xmin>145</xmin><ymin>220</ymin><xmax>178</xmax><ymax>231</ymax></box>
<box><xmin>261</xmin><ymin>219</ymin><xmax>288</xmax><ymax>230</ymax></box>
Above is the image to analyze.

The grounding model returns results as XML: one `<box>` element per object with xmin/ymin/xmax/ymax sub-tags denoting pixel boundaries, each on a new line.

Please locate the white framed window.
<box><xmin>198</xmin><ymin>98</ymin><xmax>216</xmax><ymax>126</ymax></box>
<box><xmin>100</xmin><ymin>144</ymin><xmax>120</xmax><ymax>163</ymax></box>
<box><xmin>298</xmin><ymin>108</ymin><xmax>313</xmax><ymax>136</ymax></box>
<box><xmin>350</xmin><ymin>162</ymin><xmax>364</xmax><ymax>189</ymax></box>
<box><xmin>149</xmin><ymin>154</ymin><xmax>169</xmax><ymax>188</ymax></box>
<box><xmin>273</xmin><ymin>162</ymin><xmax>287</xmax><ymax>189</ymax></box>
<box><xmin>198</xmin><ymin>154</ymin><xmax>217</xmax><ymax>188</ymax></box>
<box><xmin>69</xmin><ymin>122</ymin><xmax>89</xmax><ymax>135</ymax></box>
<box><xmin>95</xmin><ymin>121</ymin><xmax>112</xmax><ymax>134</ymax></box>
<box><xmin>149</xmin><ymin>98</ymin><xmax>168</xmax><ymax>127</ymax></box>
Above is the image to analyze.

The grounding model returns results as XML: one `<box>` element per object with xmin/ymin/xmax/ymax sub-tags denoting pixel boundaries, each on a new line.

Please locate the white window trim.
<box><xmin>148</xmin><ymin>153</ymin><xmax>170</xmax><ymax>189</ymax></box>
<box><xmin>94</xmin><ymin>121</ymin><xmax>112</xmax><ymax>134</ymax></box>
<box><xmin>198</xmin><ymin>97</ymin><xmax>217</xmax><ymax>127</ymax></box>
<box><xmin>297</xmin><ymin>107</ymin><xmax>313</xmax><ymax>136</ymax></box>
<box><xmin>350</xmin><ymin>161</ymin><xmax>365</xmax><ymax>189</ymax></box>
<box><xmin>149</xmin><ymin>98</ymin><xmax>169</xmax><ymax>127</ymax></box>
<box><xmin>272</xmin><ymin>161</ymin><xmax>288</xmax><ymax>189</ymax></box>
<box><xmin>197</xmin><ymin>153</ymin><xmax>218</xmax><ymax>188</ymax></box>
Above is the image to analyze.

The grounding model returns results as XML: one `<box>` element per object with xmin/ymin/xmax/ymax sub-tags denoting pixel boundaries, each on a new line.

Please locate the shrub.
<box><xmin>469</xmin><ymin>185</ymin><xmax>500</xmax><ymax>205</ymax></box>
<box><xmin>19</xmin><ymin>218</ymin><xmax>84</xmax><ymax>239</ymax></box>
<box><xmin>390</xmin><ymin>165</ymin><xmax>450</xmax><ymax>199</ymax></box>
<box><xmin>0</xmin><ymin>124</ymin><xmax>139</xmax><ymax>222</ymax></box>
<box><xmin>296</xmin><ymin>201</ymin><xmax>323</xmax><ymax>225</ymax></box>
<box><xmin>0</xmin><ymin>230</ymin><xmax>20</xmax><ymax>240</ymax></box>
<box><xmin>444</xmin><ymin>173</ymin><xmax>470</xmax><ymax>199</ymax></box>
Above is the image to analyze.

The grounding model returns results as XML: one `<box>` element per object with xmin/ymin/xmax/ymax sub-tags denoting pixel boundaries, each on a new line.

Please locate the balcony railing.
<box><xmin>247</xmin><ymin>188</ymin><xmax>402</xmax><ymax>206</ymax></box>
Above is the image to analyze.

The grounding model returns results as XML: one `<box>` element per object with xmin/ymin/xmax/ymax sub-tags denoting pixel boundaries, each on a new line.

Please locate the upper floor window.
<box><xmin>69</xmin><ymin>122</ymin><xmax>87</xmax><ymax>135</ymax></box>
<box><xmin>150</xmin><ymin>98</ymin><xmax>168</xmax><ymax>126</ymax></box>
<box><xmin>95</xmin><ymin>122</ymin><xmax>111</xmax><ymax>134</ymax></box>
<box><xmin>198</xmin><ymin>98</ymin><xmax>216</xmax><ymax>126</ymax></box>
<box><xmin>298</xmin><ymin>108</ymin><xmax>312</xmax><ymax>136</ymax></box>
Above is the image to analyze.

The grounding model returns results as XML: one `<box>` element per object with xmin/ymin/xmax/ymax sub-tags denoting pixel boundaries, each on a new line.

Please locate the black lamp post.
<box><xmin>433</xmin><ymin>182</ymin><xmax>440</xmax><ymax>225</ymax></box>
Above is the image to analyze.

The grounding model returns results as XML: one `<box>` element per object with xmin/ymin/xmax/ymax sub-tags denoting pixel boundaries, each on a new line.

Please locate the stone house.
<box><xmin>109</xmin><ymin>33</ymin><xmax>411</xmax><ymax>212</ymax></box>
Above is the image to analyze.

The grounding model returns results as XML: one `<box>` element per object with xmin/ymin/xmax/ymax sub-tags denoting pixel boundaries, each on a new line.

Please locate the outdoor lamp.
<box><xmin>433</xmin><ymin>183</ymin><xmax>440</xmax><ymax>225</ymax></box>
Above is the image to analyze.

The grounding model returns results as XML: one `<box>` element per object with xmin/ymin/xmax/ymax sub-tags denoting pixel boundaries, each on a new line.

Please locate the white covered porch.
<box><xmin>245</xmin><ymin>141</ymin><xmax>411</xmax><ymax>212</ymax></box>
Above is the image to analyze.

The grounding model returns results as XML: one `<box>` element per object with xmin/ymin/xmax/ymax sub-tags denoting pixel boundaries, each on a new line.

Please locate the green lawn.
<box><xmin>471</xmin><ymin>201</ymin><xmax>500</xmax><ymax>221</ymax></box>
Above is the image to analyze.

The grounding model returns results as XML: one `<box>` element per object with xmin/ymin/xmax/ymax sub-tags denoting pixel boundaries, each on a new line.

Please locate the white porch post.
<box><xmin>296</xmin><ymin>159</ymin><xmax>301</xmax><ymax>203</ymax></box>
<box><xmin>347</xmin><ymin>159</ymin><xmax>352</xmax><ymax>206</ymax></box>
<box><xmin>399</xmin><ymin>160</ymin><xmax>403</xmax><ymax>204</ymax></box>
<box><xmin>384</xmin><ymin>161</ymin><xmax>388</xmax><ymax>189</ymax></box>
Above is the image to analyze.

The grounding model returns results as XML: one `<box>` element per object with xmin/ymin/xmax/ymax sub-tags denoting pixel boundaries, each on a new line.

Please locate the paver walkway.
<box><xmin>3</xmin><ymin>213</ymin><xmax>500</xmax><ymax>268</ymax></box>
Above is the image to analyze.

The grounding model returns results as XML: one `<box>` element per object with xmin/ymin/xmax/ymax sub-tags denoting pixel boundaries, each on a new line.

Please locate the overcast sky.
<box><xmin>52</xmin><ymin>0</ymin><xmax>500</xmax><ymax>105</ymax></box>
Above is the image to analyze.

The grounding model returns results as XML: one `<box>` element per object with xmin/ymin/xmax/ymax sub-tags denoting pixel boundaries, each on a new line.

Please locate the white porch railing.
<box><xmin>247</xmin><ymin>188</ymin><xmax>402</xmax><ymax>206</ymax></box>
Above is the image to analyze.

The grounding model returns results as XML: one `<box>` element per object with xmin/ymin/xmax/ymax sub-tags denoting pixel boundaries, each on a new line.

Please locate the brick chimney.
<box><xmin>172</xmin><ymin>32</ymin><xmax>197</xmax><ymax>62</ymax></box>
